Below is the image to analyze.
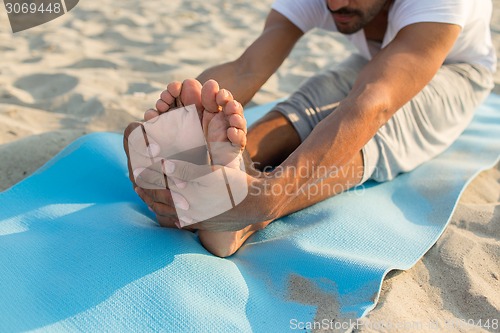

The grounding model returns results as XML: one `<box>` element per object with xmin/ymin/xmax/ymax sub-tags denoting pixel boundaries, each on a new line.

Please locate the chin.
<box><xmin>333</xmin><ymin>18</ymin><xmax>365</xmax><ymax>35</ymax></box>
<box><xmin>333</xmin><ymin>18</ymin><xmax>364</xmax><ymax>35</ymax></box>
<box><xmin>335</xmin><ymin>25</ymin><xmax>361</xmax><ymax>35</ymax></box>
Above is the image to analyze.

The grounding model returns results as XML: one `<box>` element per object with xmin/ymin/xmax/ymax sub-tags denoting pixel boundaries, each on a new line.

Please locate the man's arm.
<box><xmin>196</xmin><ymin>10</ymin><xmax>303</xmax><ymax>106</ymax></box>
<box><xmin>130</xmin><ymin>9</ymin><xmax>303</xmax><ymax>230</ymax></box>
<box><xmin>268</xmin><ymin>22</ymin><xmax>462</xmax><ymax>217</ymax></box>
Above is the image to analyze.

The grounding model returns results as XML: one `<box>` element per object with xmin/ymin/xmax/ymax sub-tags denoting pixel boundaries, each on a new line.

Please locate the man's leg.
<box><xmin>244</xmin><ymin>54</ymin><xmax>370</xmax><ymax>171</ymax></box>
<box><xmin>246</xmin><ymin>111</ymin><xmax>302</xmax><ymax>169</ymax></box>
<box><xmin>365</xmin><ymin>63</ymin><xmax>494</xmax><ymax>182</ymax></box>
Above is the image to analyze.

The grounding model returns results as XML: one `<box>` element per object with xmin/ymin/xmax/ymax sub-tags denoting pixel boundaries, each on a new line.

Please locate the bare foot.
<box><xmin>125</xmin><ymin>79</ymin><xmax>206</xmax><ymax>229</ymax></box>
<box><xmin>200</xmin><ymin>80</ymin><xmax>247</xmax><ymax>166</ymax></box>
<box><xmin>197</xmin><ymin>80</ymin><xmax>269</xmax><ymax>257</ymax></box>
<box><xmin>127</xmin><ymin>78</ymin><xmax>269</xmax><ymax>256</ymax></box>
<box><xmin>146</xmin><ymin>79</ymin><xmax>204</xmax><ymax>121</ymax></box>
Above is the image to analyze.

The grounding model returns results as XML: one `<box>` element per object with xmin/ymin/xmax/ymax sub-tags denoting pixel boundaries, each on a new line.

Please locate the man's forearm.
<box><xmin>264</xmin><ymin>96</ymin><xmax>380</xmax><ymax>219</ymax></box>
<box><xmin>261</xmin><ymin>23</ymin><xmax>462</xmax><ymax>220</ymax></box>
<box><xmin>195</xmin><ymin>10</ymin><xmax>303</xmax><ymax>107</ymax></box>
<box><xmin>196</xmin><ymin>60</ymin><xmax>263</xmax><ymax>106</ymax></box>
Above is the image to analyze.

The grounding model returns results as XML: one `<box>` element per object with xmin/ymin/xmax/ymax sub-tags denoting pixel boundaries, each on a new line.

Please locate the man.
<box><xmin>125</xmin><ymin>0</ymin><xmax>495</xmax><ymax>257</ymax></box>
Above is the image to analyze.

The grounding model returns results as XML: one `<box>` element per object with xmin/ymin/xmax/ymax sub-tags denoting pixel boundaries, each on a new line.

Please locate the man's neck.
<box><xmin>363</xmin><ymin>0</ymin><xmax>393</xmax><ymax>43</ymax></box>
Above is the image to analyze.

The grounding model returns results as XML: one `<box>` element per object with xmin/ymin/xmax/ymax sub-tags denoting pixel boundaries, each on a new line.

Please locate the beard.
<box><xmin>327</xmin><ymin>0</ymin><xmax>388</xmax><ymax>34</ymax></box>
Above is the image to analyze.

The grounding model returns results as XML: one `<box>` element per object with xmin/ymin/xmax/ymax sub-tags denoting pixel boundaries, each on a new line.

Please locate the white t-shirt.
<box><xmin>272</xmin><ymin>0</ymin><xmax>497</xmax><ymax>72</ymax></box>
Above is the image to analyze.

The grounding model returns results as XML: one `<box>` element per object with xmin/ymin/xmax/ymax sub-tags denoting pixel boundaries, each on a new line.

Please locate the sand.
<box><xmin>0</xmin><ymin>0</ymin><xmax>498</xmax><ymax>331</ymax></box>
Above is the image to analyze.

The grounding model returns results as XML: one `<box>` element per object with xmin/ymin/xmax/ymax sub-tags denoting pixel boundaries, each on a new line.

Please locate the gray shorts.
<box><xmin>273</xmin><ymin>54</ymin><xmax>494</xmax><ymax>183</ymax></box>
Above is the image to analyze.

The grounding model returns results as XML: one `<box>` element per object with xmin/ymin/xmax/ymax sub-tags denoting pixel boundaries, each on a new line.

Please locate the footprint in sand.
<box><xmin>14</xmin><ymin>73</ymin><xmax>78</xmax><ymax>100</ymax></box>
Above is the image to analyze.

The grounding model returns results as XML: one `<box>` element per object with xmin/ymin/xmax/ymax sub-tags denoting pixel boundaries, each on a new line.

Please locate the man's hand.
<box><xmin>125</xmin><ymin>100</ymin><xmax>278</xmax><ymax>232</ymax></box>
<box><xmin>128</xmin><ymin>156</ymin><xmax>272</xmax><ymax>232</ymax></box>
<box><xmin>158</xmin><ymin>159</ymin><xmax>260</xmax><ymax>230</ymax></box>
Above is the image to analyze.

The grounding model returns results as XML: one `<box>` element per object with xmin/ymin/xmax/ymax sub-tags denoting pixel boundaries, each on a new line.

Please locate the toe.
<box><xmin>144</xmin><ymin>109</ymin><xmax>160</xmax><ymax>121</ymax></box>
<box><xmin>179</xmin><ymin>79</ymin><xmax>203</xmax><ymax>114</ymax></box>
<box><xmin>228</xmin><ymin>114</ymin><xmax>247</xmax><ymax>133</ymax></box>
<box><xmin>156</xmin><ymin>98</ymin><xmax>170</xmax><ymax>112</ymax></box>
<box><xmin>157</xmin><ymin>81</ymin><xmax>182</xmax><ymax>112</ymax></box>
<box><xmin>165</xmin><ymin>81</ymin><xmax>182</xmax><ymax>102</ymax></box>
<box><xmin>225</xmin><ymin>100</ymin><xmax>247</xmax><ymax>133</ymax></box>
<box><xmin>158</xmin><ymin>80</ymin><xmax>203</xmax><ymax>116</ymax></box>
<box><xmin>216</xmin><ymin>89</ymin><xmax>234</xmax><ymax>108</ymax></box>
<box><xmin>201</xmin><ymin>79</ymin><xmax>221</xmax><ymax>113</ymax></box>
<box><xmin>227</xmin><ymin>127</ymin><xmax>246</xmax><ymax>148</ymax></box>
<box><xmin>224</xmin><ymin>100</ymin><xmax>244</xmax><ymax>117</ymax></box>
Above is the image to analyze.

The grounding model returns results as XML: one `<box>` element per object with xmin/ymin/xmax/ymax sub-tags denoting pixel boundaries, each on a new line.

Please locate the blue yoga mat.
<box><xmin>1</xmin><ymin>95</ymin><xmax>499</xmax><ymax>332</ymax></box>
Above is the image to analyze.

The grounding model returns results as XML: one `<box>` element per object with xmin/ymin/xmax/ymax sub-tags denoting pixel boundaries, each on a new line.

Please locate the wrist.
<box><xmin>246</xmin><ymin>174</ymin><xmax>280</xmax><ymax>221</ymax></box>
<box><xmin>249</xmin><ymin>169</ymin><xmax>296</xmax><ymax>221</ymax></box>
